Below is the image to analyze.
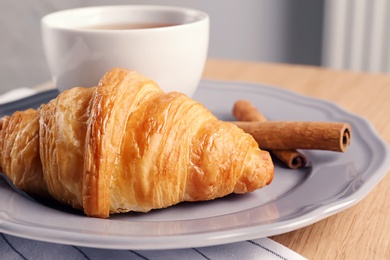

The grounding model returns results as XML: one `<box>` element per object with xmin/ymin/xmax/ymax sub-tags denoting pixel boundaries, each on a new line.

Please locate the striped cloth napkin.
<box><xmin>0</xmin><ymin>233</ymin><xmax>306</xmax><ymax>260</ymax></box>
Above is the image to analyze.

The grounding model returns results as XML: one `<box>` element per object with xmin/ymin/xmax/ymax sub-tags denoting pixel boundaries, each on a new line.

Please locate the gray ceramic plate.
<box><xmin>0</xmin><ymin>80</ymin><xmax>389</xmax><ymax>250</ymax></box>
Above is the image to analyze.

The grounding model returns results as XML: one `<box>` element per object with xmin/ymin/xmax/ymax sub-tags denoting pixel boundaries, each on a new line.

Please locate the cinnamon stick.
<box><xmin>233</xmin><ymin>100</ymin><xmax>307</xmax><ymax>169</ymax></box>
<box><xmin>232</xmin><ymin>121</ymin><xmax>351</xmax><ymax>152</ymax></box>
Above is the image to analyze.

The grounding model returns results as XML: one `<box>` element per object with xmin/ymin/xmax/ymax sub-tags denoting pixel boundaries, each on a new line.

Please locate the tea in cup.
<box><xmin>41</xmin><ymin>5</ymin><xmax>209</xmax><ymax>96</ymax></box>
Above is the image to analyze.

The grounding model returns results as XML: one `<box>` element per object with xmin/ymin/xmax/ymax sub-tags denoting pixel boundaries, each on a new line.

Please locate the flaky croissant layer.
<box><xmin>0</xmin><ymin>68</ymin><xmax>273</xmax><ymax>218</ymax></box>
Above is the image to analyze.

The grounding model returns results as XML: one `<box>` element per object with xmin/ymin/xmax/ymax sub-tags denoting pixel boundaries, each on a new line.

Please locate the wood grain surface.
<box><xmin>203</xmin><ymin>58</ymin><xmax>390</xmax><ymax>260</ymax></box>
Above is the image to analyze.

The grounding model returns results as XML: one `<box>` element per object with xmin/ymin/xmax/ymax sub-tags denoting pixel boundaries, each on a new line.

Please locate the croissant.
<box><xmin>0</xmin><ymin>68</ymin><xmax>273</xmax><ymax>218</ymax></box>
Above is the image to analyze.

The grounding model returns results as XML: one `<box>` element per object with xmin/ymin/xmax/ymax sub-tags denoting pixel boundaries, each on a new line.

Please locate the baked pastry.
<box><xmin>0</xmin><ymin>68</ymin><xmax>273</xmax><ymax>218</ymax></box>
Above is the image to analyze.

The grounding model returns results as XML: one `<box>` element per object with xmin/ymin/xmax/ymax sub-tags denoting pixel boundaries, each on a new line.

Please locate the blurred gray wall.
<box><xmin>0</xmin><ymin>0</ymin><xmax>324</xmax><ymax>94</ymax></box>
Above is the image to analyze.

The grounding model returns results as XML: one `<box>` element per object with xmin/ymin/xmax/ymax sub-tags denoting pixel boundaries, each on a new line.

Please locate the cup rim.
<box><xmin>41</xmin><ymin>5</ymin><xmax>209</xmax><ymax>32</ymax></box>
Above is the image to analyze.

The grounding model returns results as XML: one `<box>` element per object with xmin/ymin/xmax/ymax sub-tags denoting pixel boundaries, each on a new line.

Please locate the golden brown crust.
<box><xmin>0</xmin><ymin>109</ymin><xmax>49</xmax><ymax>198</ymax></box>
<box><xmin>39</xmin><ymin>87</ymin><xmax>95</xmax><ymax>209</ymax></box>
<box><xmin>83</xmin><ymin>69</ymin><xmax>162</xmax><ymax>217</ymax></box>
<box><xmin>0</xmin><ymin>68</ymin><xmax>274</xmax><ymax>218</ymax></box>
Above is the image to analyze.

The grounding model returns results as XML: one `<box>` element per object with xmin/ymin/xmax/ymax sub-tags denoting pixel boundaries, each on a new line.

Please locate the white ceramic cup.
<box><xmin>41</xmin><ymin>5</ymin><xmax>209</xmax><ymax>96</ymax></box>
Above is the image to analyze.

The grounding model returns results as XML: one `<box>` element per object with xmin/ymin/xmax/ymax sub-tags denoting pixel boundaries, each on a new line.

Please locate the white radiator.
<box><xmin>322</xmin><ymin>0</ymin><xmax>390</xmax><ymax>73</ymax></box>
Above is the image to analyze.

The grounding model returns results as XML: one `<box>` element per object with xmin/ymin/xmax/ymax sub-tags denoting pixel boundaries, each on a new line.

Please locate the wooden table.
<box><xmin>203</xmin><ymin>59</ymin><xmax>390</xmax><ymax>260</ymax></box>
